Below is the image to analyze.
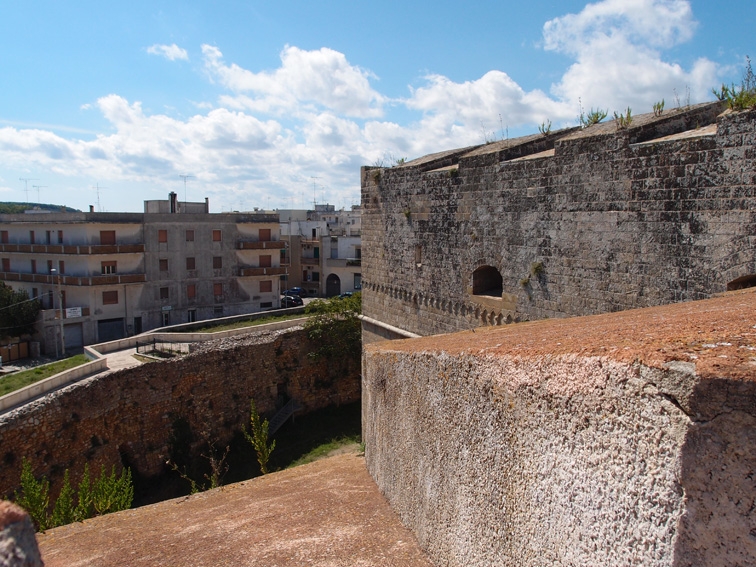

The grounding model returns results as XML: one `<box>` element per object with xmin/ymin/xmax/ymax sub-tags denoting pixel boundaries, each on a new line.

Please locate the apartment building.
<box><xmin>0</xmin><ymin>193</ymin><xmax>285</xmax><ymax>353</ymax></box>
<box><xmin>278</xmin><ymin>204</ymin><xmax>361</xmax><ymax>297</ymax></box>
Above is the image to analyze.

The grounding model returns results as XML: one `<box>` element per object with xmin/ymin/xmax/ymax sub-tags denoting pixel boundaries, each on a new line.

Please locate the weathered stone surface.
<box><xmin>363</xmin><ymin>289</ymin><xmax>756</xmax><ymax>567</ymax></box>
<box><xmin>361</xmin><ymin>103</ymin><xmax>756</xmax><ymax>339</ymax></box>
<box><xmin>0</xmin><ymin>327</ymin><xmax>360</xmax><ymax>498</ymax></box>
<box><xmin>0</xmin><ymin>502</ymin><xmax>43</xmax><ymax>567</ymax></box>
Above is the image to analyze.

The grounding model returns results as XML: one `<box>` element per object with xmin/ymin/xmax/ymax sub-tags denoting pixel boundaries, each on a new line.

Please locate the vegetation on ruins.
<box><xmin>243</xmin><ymin>399</ymin><xmax>276</xmax><ymax>475</ymax></box>
<box><xmin>538</xmin><ymin>119</ymin><xmax>552</xmax><ymax>135</ymax></box>
<box><xmin>14</xmin><ymin>458</ymin><xmax>133</xmax><ymax>531</ymax></box>
<box><xmin>303</xmin><ymin>292</ymin><xmax>362</xmax><ymax>360</ymax></box>
<box><xmin>653</xmin><ymin>99</ymin><xmax>665</xmax><ymax>117</ymax></box>
<box><xmin>614</xmin><ymin>107</ymin><xmax>633</xmax><ymax>129</ymax></box>
<box><xmin>713</xmin><ymin>55</ymin><xmax>756</xmax><ymax>110</ymax></box>
<box><xmin>0</xmin><ymin>283</ymin><xmax>40</xmax><ymax>338</ymax></box>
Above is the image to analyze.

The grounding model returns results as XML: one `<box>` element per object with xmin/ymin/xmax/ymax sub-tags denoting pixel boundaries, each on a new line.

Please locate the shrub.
<box><xmin>244</xmin><ymin>399</ymin><xmax>276</xmax><ymax>475</ymax></box>
<box><xmin>713</xmin><ymin>56</ymin><xmax>756</xmax><ymax>110</ymax></box>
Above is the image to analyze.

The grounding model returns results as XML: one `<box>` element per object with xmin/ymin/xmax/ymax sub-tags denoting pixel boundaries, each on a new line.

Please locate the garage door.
<box><xmin>98</xmin><ymin>318</ymin><xmax>125</xmax><ymax>342</ymax></box>
<box><xmin>64</xmin><ymin>323</ymin><xmax>84</xmax><ymax>349</ymax></box>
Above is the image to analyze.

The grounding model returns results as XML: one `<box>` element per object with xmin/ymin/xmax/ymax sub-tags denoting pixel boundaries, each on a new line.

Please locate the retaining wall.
<box><xmin>363</xmin><ymin>289</ymin><xmax>756</xmax><ymax>566</ymax></box>
<box><xmin>0</xmin><ymin>326</ymin><xmax>360</xmax><ymax>497</ymax></box>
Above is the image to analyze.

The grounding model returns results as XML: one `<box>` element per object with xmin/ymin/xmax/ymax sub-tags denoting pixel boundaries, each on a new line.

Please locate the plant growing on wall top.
<box><xmin>653</xmin><ymin>99</ymin><xmax>665</xmax><ymax>117</ymax></box>
<box><xmin>614</xmin><ymin>107</ymin><xmax>633</xmax><ymax>130</ymax></box>
<box><xmin>580</xmin><ymin>108</ymin><xmax>608</xmax><ymax>128</ymax></box>
<box><xmin>713</xmin><ymin>56</ymin><xmax>756</xmax><ymax>110</ymax></box>
<box><xmin>538</xmin><ymin>120</ymin><xmax>552</xmax><ymax>136</ymax></box>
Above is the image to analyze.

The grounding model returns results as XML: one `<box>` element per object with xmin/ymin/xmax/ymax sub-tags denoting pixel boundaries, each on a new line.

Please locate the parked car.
<box><xmin>337</xmin><ymin>292</ymin><xmax>353</xmax><ymax>299</ymax></box>
<box><xmin>282</xmin><ymin>287</ymin><xmax>306</xmax><ymax>297</ymax></box>
<box><xmin>281</xmin><ymin>295</ymin><xmax>304</xmax><ymax>308</ymax></box>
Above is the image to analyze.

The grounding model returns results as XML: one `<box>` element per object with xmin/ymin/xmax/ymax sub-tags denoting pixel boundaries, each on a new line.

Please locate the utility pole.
<box><xmin>32</xmin><ymin>185</ymin><xmax>47</xmax><ymax>204</ymax></box>
<box><xmin>50</xmin><ymin>268</ymin><xmax>65</xmax><ymax>357</ymax></box>
<box><xmin>19</xmin><ymin>178</ymin><xmax>38</xmax><ymax>202</ymax></box>
<box><xmin>179</xmin><ymin>174</ymin><xmax>195</xmax><ymax>207</ymax></box>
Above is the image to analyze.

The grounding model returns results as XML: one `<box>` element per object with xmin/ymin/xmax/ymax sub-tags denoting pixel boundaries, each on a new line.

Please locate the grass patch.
<box><xmin>286</xmin><ymin>434</ymin><xmax>362</xmax><ymax>468</ymax></box>
<box><xmin>0</xmin><ymin>355</ymin><xmax>89</xmax><ymax>397</ymax></box>
<box><xmin>188</xmin><ymin>313</ymin><xmax>306</xmax><ymax>333</ymax></box>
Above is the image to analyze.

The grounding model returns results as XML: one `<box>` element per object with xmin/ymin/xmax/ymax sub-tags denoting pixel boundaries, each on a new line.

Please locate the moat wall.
<box><xmin>0</xmin><ymin>328</ymin><xmax>360</xmax><ymax>497</ymax></box>
<box><xmin>361</xmin><ymin>103</ymin><xmax>756</xmax><ymax>338</ymax></box>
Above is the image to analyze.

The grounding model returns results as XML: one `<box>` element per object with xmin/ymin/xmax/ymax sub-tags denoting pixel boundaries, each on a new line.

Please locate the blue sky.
<box><xmin>0</xmin><ymin>0</ymin><xmax>752</xmax><ymax>213</ymax></box>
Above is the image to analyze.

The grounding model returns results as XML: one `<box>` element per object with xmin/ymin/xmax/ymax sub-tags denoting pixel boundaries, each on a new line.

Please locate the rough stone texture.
<box><xmin>361</xmin><ymin>103</ymin><xmax>756</xmax><ymax>338</ymax></box>
<box><xmin>363</xmin><ymin>288</ymin><xmax>756</xmax><ymax>567</ymax></box>
<box><xmin>0</xmin><ymin>327</ymin><xmax>360</xmax><ymax>499</ymax></box>
<box><xmin>0</xmin><ymin>502</ymin><xmax>43</xmax><ymax>567</ymax></box>
<box><xmin>37</xmin><ymin>452</ymin><xmax>435</xmax><ymax>567</ymax></box>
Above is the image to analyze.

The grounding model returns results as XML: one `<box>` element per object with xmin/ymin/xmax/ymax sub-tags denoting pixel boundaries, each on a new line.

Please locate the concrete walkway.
<box><xmin>99</xmin><ymin>347</ymin><xmax>143</xmax><ymax>374</ymax></box>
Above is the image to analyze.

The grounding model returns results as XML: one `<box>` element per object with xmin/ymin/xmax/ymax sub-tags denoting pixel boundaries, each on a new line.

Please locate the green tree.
<box><xmin>303</xmin><ymin>292</ymin><xmax>362</xmax><ymax>360</ymax></box>
<box><xmin>243</xmin><ymin>399</ymin><xmax>276</xmax><ymax>474</ymax></box>
<box><xmin>0</xmin><ymin>283</ymin><xmax>41</xmax><ymax>337</ymax></box>
<box><xmin>14</xmin><ymin>458</ymin><xmax>50</xmax><ymax>531</ymax></box>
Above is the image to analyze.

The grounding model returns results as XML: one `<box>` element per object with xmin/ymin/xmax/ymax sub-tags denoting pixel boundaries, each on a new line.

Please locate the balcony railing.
<box><xmin>325</xmin><ymin>258</ymin><xmax>361</xmax><ymax>268</ymax></box>
<box><xmin>237</xmin><ymin>240</ymin><xmax>287</xmax><ymax>250</ymax></box>
<box><xmin>0</xmin><ymin>244</ymin><xmax>144</xmax><ymax>255</ymax></box>
<box><xmin>0</xmin><ymin>272</ymin><xmax>146</xmax><ymax>286</ymax></box>
<box><xmin>238</xmin><ymin>267</ymin><xmax>288</xmax><ymax>277</ymax></box>
<box><xmin>301</xmin><ymin>257</ymin><xmax>320</xmax><ymax>266</ymax></box>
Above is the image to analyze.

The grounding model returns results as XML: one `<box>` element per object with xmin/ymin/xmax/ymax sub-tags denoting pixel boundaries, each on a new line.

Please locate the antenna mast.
<box><xmin>179</xmin><ymin>174</ymin><xmax>195</xmax><ymax>205</ymax></box>
<box><xmin>309</xmin><ymin>177</ymin><xmax>321</xmax><ymax>209</ymax></box>
<box><xmin>92</xmin><ymin>183</ymin><xmax>107</xmax><ymax>212</ymax></box>
<box><xmin>32</xmin><ymin>185</ymin><xmax>47</xmax><ymax>204</ymax></box>
<box><xmin>19</xmin><ymin>178</ymin><xmax>38</xmax><ymax>202</ymax></box>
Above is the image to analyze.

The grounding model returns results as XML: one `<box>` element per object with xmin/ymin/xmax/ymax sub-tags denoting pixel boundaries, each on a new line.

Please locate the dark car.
<box><xmin>282</xmin><ymin>287</ymin><xmax>306</xmax><ymax>297</ymax></box>
<box><xmin>337</xmin><ymin>292</ymin><xmax>353</xmax><ymax>299</ymax></box>
<box><xmin>281</xmin><ymin>295</ymin><xmax>304</xmax><ymax>308</ymax></box>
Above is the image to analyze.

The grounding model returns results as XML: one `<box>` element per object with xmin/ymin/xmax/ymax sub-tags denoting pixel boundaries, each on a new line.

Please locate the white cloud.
<box><xmin>202</xmin><ymin>44</ymin><xmax>385</xmax><ymax>118</ymax></box>
<box><xmin>543</xmin><ymin>0</ymin><xmax>716</xmax><ymax>110</ymax></box>
<box><xmin>147</xmin><ymin>43</ymin><xmax>189</xmax><ymax>61</ymax></box>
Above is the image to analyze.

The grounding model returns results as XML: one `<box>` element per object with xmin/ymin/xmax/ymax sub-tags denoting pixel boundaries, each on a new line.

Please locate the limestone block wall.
<box><xmin>363</xmin><ymin>290</ymin><xmax>756</xmax><ymax>567</ymax></box>
<box><xmin>361</xmin><ymin>103</ymin><xmax>756</xmax><ymax>337</ymax></box>
<box><xmin>0</xmin><ymin>328</ymin><xmax>360</xmax><ymax>497</ymax></box>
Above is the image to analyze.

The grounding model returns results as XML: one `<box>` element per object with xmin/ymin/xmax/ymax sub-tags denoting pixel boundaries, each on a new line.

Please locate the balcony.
<box><xmin>301</xmin><ymin>257</ymin><xmax>320</xmax><ymax>266</ymax></box>
<box><xmin>0</xmin><ymin>272</ymin><xmax>146</xmax><ymax>286</ymax></box>
<box><xmin>0</xmin><ymin>244</ymin><xmax>144</xmax><ymax>255</ymax></box>
<box><xmin>237</xmin><ymin>240</ymin><xmax>287</xmax><ymax>250</ymax></box>
<box><xmin>238</xmin><ymin>267</ymin><xmax>288</xmax><ymax>277</ymax></box>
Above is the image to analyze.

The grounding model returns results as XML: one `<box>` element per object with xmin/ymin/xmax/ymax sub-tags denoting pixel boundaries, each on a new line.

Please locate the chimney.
<box><xmin>205</xmin><ymin>198</ymin><xmax>209</xmax><ymax>213</ymax></box>
<box><xmin>169</xmin><ymin>192</ymin><xmax>178</xmax><ymax>213</ymax></box>
<box><xmin>89</xmin><ymin>205</ymin><xmax>94</xmax><ymax>213</ymax></box>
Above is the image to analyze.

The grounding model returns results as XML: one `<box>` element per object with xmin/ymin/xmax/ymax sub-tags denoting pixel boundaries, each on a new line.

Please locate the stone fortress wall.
<box><xmin>0</xmin><ymin>328</ymin><xmax>360</xmax><ymax>498</ymax></box>
<box><xmin>361</xmin><ymin>102</ymin><xmax>756</xmax><ymax>340</ymax></box>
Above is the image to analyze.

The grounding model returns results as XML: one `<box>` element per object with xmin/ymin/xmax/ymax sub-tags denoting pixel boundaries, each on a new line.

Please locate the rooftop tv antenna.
<box><xmin>92</xmin><ymin>183</ymin><xmax>107</xmax><ymax>212</ymax></box>
<box><xmin>310</xmin><ymin>177</ymin><xmax>321</xmax><ymax>208</ymax></box>
<box><xmin>179</xmin><ymin>174</ymin><xmax>195</xmax><ymax>205</ymax></box>
<box><xmin>32</xmin><ymin>185</ymin><xmax>47</xmax><ymax>203</ymax></box>
<box><xmin>19</xmin><ymin>178</ymin><xmax>38</xmax><ymax>202</ymax></box>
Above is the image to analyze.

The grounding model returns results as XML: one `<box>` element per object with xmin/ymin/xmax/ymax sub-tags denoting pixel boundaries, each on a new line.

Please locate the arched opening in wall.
<box><xmin>326</xmin><ymin>274</ymin><xmax>341</xmax><ymax>297</ymax></box>
<box><xmin>472</xmin><ymin>266</ymin><xmax>503</xmax><ymax>297</ymax></box>
<box><xmin>726</xmin><ymin>274</ymin><xmax>756</xmax><ymax>291</ymax></box>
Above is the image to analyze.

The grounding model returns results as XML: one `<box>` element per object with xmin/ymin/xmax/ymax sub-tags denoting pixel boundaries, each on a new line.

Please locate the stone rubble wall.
<box><xmin>361</xmin><ymin>104</ymin><xmax>756</xmax><ymax>337</ymax></box>
<box><xmin>0</xmin><ymin>328</ymin><xmax>360</xmax><ymax>498</ymax></box>
<box><xmin>362</xmin><ymin>347</ymin><xmax>756</xmax><ymax>567</ymax></box>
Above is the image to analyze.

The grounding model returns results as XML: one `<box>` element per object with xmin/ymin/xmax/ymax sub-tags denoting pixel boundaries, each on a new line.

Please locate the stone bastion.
<box><xmin>363</xmin><ymin>288</ymin><xmax>756</xmax><ymax>566</ymax></box>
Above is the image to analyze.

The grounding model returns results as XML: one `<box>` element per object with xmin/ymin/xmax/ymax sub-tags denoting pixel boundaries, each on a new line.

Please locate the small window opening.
<box><xmin>472</xmin><ymin>265</ymin><xmax>503</xmax><ymax>297</ymax></box>
<box><xmin>727</xmin><ymin>274</ymin><xmax>756</xmax><ymax>291</ymax></box>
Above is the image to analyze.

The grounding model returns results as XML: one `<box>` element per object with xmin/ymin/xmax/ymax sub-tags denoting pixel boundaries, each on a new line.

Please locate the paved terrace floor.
<box><xmin>37</xmin><ymin>450</ymin><xmax>435</xmax><ymax>567</ymax></box>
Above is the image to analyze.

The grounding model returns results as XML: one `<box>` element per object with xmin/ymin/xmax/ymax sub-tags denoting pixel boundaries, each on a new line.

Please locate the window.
<box><xmin>213</xmin><ymin>256</ymin><xmax>222</xmax><ymax>269</ymax></box>
<box><xmin>159</xmin><ymin>258</ymin><xmax>168</xmax><ymax>271</ymax></box>
<box><xmin>260</xmin><ymin>255</ymin><xmax>272</xmax><ymax>268</ymax></box>
<box><xmin>162</xmin><ymin>312</ymin><xmax>170</xmax><ymax>326</ymax></box>
<box><xmin>31</xmin><ymin>259</ymin><xmax>36</xmax><ymax>274</ymax></box>
<box><xmin>102</xmin><ymin>290</ymin><xmax>118</xmax><ymax>305</ymax></box>
<box><xmin>185</xmin><ymin>230</ymin><xmax>194</xmax><ymax>242</ymax></box>
<box><xmin>46</xmin><ymin>231</ymin><xmax>51</xmax><ymax>244</ymax></box>
<box><xmin>260</xmin><ymin>280</ymin><xmax>272</xmax><ymax>293</ymax></box>
<box><xmin>259</xmin><ymin>228</ymin><xmax>271</xmax><ymax>242</ymax></box>
<box><xmin>99</xmin><ymin>231</ymin><xmax>116</xmax><ymax>245</ymax></box>
<box><xmin>58</xmin><ymin>260</ymin><xmax>65</xmax><ymax>275</ymax></box>
<box><xmin>160</xmin><ymin>287</ymin><xmax>169</xmax><ymax>300</ymax></box>
<box><xmin>101</xmin><ymin>261</ymin><xmax>117</xmax><ymax>275</ymax></box>
<box><xmin>472</xmin><ymin>266</ymin><xmax>503</xmax><ymax>297</ymax></box>
<box><xmin>260</xmin><ymin>302</ymin><xmax>272</xmax><ymax>308</ymax></box>
<box><xmin>186</xmin><ymin>257</ymin><xmax>195</xmax><ymax>270</ymax></box>
<box><xmin>29</xmin><ymin>231</ymin><xmax>35</xmax><ymax>244</ymax></box>
<box><xmin>47</xmin><ymin>260</ymin><xmax>53</xmax><ymax>273</ymax></box>
<box><xmin>158</xmin><ymin>229</ymin><xmax>168</xmax><ymax>243</ymax></box>
<box><xmin>61</xmin><ymin>290</ymin><xmax>66</xmax><ymax>309</ymax></box>
<box><xmin>212</xmin><ymin>229</ymin><xmax>222</xmax><ymax>242</ymax></box>
<box><xmin>57</xmin><ymin>230</ymin><xmax>63</xmax><ymax>244</ymax></box>
<box><xmin>312</xmin><ymin>271</ymin><xmax>320</xmax><ymax>282</ymax></box>
<box><xmin>0</xmin><ymin>230</ymin><xmax>7</xmax><ymax>244</ymax></box>
<box><xmin>356</xmin><ymin>247</ymin><xmax>362</xmax><ymax>259</ymax></box>
<box><xmin>354</xmin><ymin>273</ymin><xmax>362</xmax><ymax>290</ymax></box>
<box><xmin>187</xmin><ymin>284</ymin><xmax>196</xmax><ymax>299</ymax></box>
<box><xmin>213</xmin><ymin>283</ymin><xmax>223</xmax><ymax>296</ymax></box>
<box><xmin>32</xmin><ymin>288</ymin><xmax>37</xmax><ymax>299</ymax></box>
<box><xmin>213</xmin><ymin>306</ymin><xmax>224</xmax><ymax>317</ymax></box>
<box><xmin>188</xmin><ymin>309</ymin><xmax>196</xmax><ymax>323</ymax></box>
<box><xmin>1</xmin><ymin>258</ymin><xmax>9</xmax><ymax>272</ymax></box>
